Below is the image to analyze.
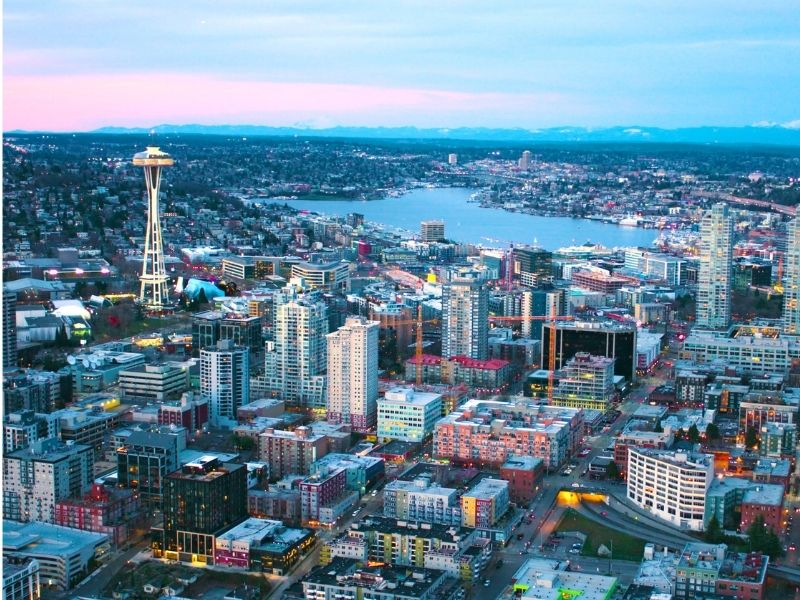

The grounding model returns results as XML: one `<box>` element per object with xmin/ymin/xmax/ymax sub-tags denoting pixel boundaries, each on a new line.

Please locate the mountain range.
<box><xmin>10</xmin><ymin>124</ymin><xmax>800</xmax><ymax>146</ymax></box>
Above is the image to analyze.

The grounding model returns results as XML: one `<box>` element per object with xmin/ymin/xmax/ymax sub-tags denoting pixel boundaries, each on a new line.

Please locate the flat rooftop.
<box><xmin>3</xmin><ymin>520</ymin><xmax>107</xmax><ymax>556</ymax></box>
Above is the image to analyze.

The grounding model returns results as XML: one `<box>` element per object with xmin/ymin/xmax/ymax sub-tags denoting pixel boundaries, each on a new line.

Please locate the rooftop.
<box><xmin>7</xmin><ymin>438</ymin><xmax>91</xmax><ymax>462</ymax></box>
<box><xmin>382</xmin><ymin>387</ymin><xmax>442</xmax><ymax>406</ymax></box>
<box><xmin>3</xmin><ymin>520</ymin><xmax>108</xmax><ymax>556</ymax></box>
<box><xmin>464</xmin><ymin>478</ymin><xmax>508</xmax><ymax>500</ymax></box>
<box><xmin>304</xmin><ymin>557</ymin><xmax>444</xmax><ymax>595</ymax></box>
<box><xmin>215</xmin><ymin>518</ymin><xmax>310</xmax><ymax>551</ymax></box>
<box><xmin>511</xmin><ymin>557</ymin><xmax>617</xmax><ymax>600</ymax></box>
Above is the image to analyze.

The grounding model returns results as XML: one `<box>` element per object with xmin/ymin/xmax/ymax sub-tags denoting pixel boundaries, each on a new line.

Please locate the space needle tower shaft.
<box><xmin>133</xmin><ymin>146</ymin><xmax>173</xmax><ymax>312</ymax></box>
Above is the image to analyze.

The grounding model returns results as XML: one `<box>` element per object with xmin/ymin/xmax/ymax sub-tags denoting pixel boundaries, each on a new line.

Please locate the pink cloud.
<box><xmin>4</xmin><ymin>72</ymin><xmax>567</xmax><ymax>131</ymax></box>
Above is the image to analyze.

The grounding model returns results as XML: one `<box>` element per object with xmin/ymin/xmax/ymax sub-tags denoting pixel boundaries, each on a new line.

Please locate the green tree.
<box><xmin>605</xmin><ymin>461</ymin><xmax>621</xmax><ymax>481</ymax></box>
<box><xmin>230</xmin><ymin>435</ymin><xmax>255</xmax><ymax>451</ymax></box>
<box><xmin>747</xmin><ymin>514</ymin><xmax>767</xmax><ymax>551</ymax></box>
<box><xmin>705</xmin><ymin>423</ymin><xmax>720</xmax><ymax>440</ymax></box>
<box><xmin>653</xmin><ymin>420</ymin><xmax>663</xmax><ymax>433</ymax></box>
<box><xmin>705</xmin><ymin>515</ymin><xmax>724</xmax><ymax>544</ymax></box>
<box><xmin>744</xmin><ymin>426</ymin><xmax>759</xmax><ymax>450</ymax></box>
<box><xmin>687</xmin><ymin>424</ymin><xmax>700</xmax><ymax>443</ymax></box>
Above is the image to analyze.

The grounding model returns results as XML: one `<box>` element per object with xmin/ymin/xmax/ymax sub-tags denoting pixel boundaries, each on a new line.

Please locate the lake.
<box><xmin>269</xmin><ymin>187</ymin><xmax>658</xmax><ymax>250</ymax></box>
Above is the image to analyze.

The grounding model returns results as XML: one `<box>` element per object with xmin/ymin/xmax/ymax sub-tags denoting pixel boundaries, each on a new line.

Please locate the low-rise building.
<box><xmin>247</xmin><ymin>488</ymin><xmax>302</xmax><ymax>524</ymax></box>
<box><xmin>500</xmin><ymin>456</ymin><xmax>545</xmax><ymax>504</ymax></box>
<box><xmin>378</xmin><ymin>388</ymin><xmax>442</xmax><ymax>443</ymax></box>
<box><xmin>53</xmin><ymin>483</ymin><xmax>140</xmax><ymax>546</ymax></box>
<box><xmin>461</xmin><ymin>478</ymin><xmax>509</xmax><ymax>529</ymax></box>
<box><xmin>2</xmin><ymin>520</ymin><xmax>110</xmax><ymax>591</ymax></box>
<box><xmin>213</xmin><ymin>517</ymin><xmax>315</xmax><ymax>575</ymax></box>
<box><xmin>299</xmin><ymin>467</ymin><xmax>353</xmax><ymax>525</ymax></box>
<box><xmin>303</xmin><ymin>557</ymin><xmax>460</xmax><ymax>600</ymax></box>
<box><xmin>674</xmin><ymin>543</ymin><xmax>768</xmax><ymax>600</ymax></box>
<box><xmin>511</xmin><ymin>557</ymin><xmax>618</xmax><ymax>600</ymax></box>
<box><xmin>119</xmin><ymin>364</ymin><xmax>189</xmax><ymax>402</ymax></box>
<box><xmin>309</xmin><ymin>453</ymin><xmax>385</xmax><ymax>493</ymax></box>
<box><xmin>383</xmin><ymin>476</ymin><xmax>462</xmax><ymax>526</ymax></box>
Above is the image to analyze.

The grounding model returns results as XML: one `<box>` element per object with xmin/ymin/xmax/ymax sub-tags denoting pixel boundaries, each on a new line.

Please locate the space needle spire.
<box><xmin>133</xmin><ymin>146</ymin><xmax>173</xmax><ymax>313</ymax></box>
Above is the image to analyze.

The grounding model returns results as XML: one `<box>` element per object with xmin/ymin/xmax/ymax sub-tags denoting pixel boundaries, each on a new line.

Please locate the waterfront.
<box><xmin>268</xmin><ymin>187</ymin><xmax>658</xmax><ymax>249</ymax></box>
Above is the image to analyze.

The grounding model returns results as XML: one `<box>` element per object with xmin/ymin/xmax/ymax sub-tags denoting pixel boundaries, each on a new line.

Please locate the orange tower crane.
<box><xmin>488</xmin><ymin>308</ymin><xmax>572</xmax><ymax>402</ymax></box>
<box><xmin>383</xmin><ymin>305</ymin><xmax>439</xmax><ymax>385</ymax></box>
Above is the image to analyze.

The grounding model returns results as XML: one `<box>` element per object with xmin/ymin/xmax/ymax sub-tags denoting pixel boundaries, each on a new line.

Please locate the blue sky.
<box><xmin>4</xmin><ymin>1</ymin><xmax>800</xmax><ymax>130</ymax></box>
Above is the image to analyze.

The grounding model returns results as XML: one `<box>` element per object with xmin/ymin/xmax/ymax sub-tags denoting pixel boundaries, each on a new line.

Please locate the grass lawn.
<box><xmin>556</xmin><ymin>508</ymin><xmax>647</xmax><ymax>562</ymax></box>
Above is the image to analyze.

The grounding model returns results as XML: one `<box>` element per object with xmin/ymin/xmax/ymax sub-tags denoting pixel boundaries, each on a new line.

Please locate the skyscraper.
<box><xmin>3</xmin><ymin>289</ymin><xmax>17</xmax><ymax>369</ymax></box>
<box><xmin>518</xmin><ymin>150</ymin><xmax>532</xmax><ymax>170</ymax></box>
<box><xmin>200</xmin><ymin>340</ymin><xmax>250</xmax><ymax>428</ymax></box>
<box><xmin>265</xmin><ymin>279</ymin><xmax>328</xmax><ymax>407</ymax></box>
<box><xmin>442</xmin><ymin>273</ymin><xmax>489</xmax><ymax>360</ymax></box>
<box><xmin>696</xmin><ymin>203</ymin><xmax>733</xmax><ymax>329</ymax></box>
<box><xmin>133</xmin><ymin>147</ymin><xmax>173</xmax><ymax>312</ymax></box>
<box><xmin>326</xmin><ymin>316</ymin><xmax>379</xmax><ymax>431</ymax></box>
<box><xmin>783</xmin><ymin>218</ymin><xmax>800</xmax><ymax>334</ymax></box>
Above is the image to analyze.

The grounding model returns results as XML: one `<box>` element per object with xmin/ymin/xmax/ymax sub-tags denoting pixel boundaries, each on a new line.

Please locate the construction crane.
<box><xmin>384</xmin><ymin>305</ymin><xmax>439</xmax><ymax>385</ymax></box>
<box><xmin>774</xmin><ymin>255</ymin><xmax>784</xmax><ymax>295</ymax></box>
<box><xmin>488</xmin><ymin>310</ymin><xmax>572</xmax><ymax>403</ymax></box>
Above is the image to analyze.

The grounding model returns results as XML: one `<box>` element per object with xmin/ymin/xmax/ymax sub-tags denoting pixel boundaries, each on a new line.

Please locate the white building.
<box><xmin>383</xmin><ymin>477</ymin><xmax>462</xmax><ymax>525</ymax></box>
<box><xmin>377</xmin><ymin>388</ymin><xmax>442</xmax><ymax>442</ymax></box>
<box><xmin>200</xmin><ymin>340</ymin><xmax>250</xmax><ymax>428</ymax></box>
<box><xmin>3</xmin><ymin>438</ymin><xmax>94</xmax><ymax>523</ymax></box>
<box><xmin>2</xmin><ymin>557</ymin><xmax>40</xmax><ymax>600</ymax></box>
<box><xmin>326</xmin><ymin>316</ymin><xmax>379</xmax><ymax>432</ymax></box>
<box><xmin>683</xmin><ymin>325</ymin><xmax>800</xmax><ymax>375</ymax></box>
<box><xmin>290</xmin><ymin>260</ymin><xmax>350</xmax><ymax>293</ymax></box>
<box><xmin>627</xmin><ymin>448</ymin><xmax>714</xmax><ymax>531</ymax></box>
<box><xmin>2</xmin><ymin>521</ymin><xmax>109</xmax><ymax>591</ymax></box>
<box><xmin>118</xmin><ymin>363</ymin><xmax>189</xmax><ymax>402</ymax></box>
<box><xmin>697</xmin><ymin>203</ymin><xmax>733</xmax><ymax>329</ymax></box>
<box><xmin>784</xmin><ymin>218</ymin><xmax>800</xmax><ymax>334</ymax></box>
<box><xmin>265</xmin><ymin>279</ymin><xmax>328</xmax><ymax>407</ymax></box>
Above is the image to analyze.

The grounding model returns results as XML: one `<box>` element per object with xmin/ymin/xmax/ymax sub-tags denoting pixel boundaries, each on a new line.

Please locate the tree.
<box><xmin>230</xmin><ymin>434</ymin><xmax>255</xmax><ymax>452</ymax></box>
<box><xmin>605</xmin><ymin>461</ymin><xmax>621</xmax><ymax>481</ymax></box>
<box><xmin>687</xmin><ymin>424</ymin><xmax>700</xmax><ymax>443</ymax></box>
<box><xmin>744</xmin><ymin>426</ymin><xmax>759</xmax><ymax>450</ymax></box>
<box><xmin>705</xmin><ymin>423</ymin><xmax>720</xmax><ymax>440</ymax></box>
<box><xmin>653</xmin><ymin>420</ymin><xmax>663</xmax><ymax>433</ymax></box>
<box><xmin>705</xmin><ymin>515</ymin><xmax>724</xmax><ymax>544</ymax></box>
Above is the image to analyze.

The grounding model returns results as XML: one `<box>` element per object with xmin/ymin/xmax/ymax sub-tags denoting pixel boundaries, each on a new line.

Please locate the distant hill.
<box><xmin>9</xmin><ymin>124</ymin><xmax>800</xmax><ymax>146</ymax></box>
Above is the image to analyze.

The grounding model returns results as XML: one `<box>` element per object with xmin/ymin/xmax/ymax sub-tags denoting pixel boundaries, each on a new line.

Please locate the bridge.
<box><xmin>557</xmin><ymin>486</ymin><xmax>800</xmax><ymax>584</ymax></box>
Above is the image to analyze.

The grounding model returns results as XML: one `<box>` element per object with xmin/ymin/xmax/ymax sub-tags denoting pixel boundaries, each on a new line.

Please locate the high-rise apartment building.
<box><xmin>155</xmin><ymin>456</ymin><xmax>247</xmax><ymax>564</ymax></box>
<box><xmin>117</xmin><ymin>429</ymin><xmax>183</xmax><ymax>506</ymax></box>
<box><xmin>442</xmin><ymin>273</ymin><xmax>489</xmax><ymax>360</ymax></box>
<box><xmin>3</xmin><ymin>288</ymin><xmax>17</xmax><ymax>369</ymax></box>
<box><xmin>697</xmin><ymin>203</ymin><xmax>733</xmax><ymax>329</ymax></box>
<box><xmin>783</xmin><ymin>218</ymin><xmax>800</xmax><ymax>334</ymax></box>
<box><xmin>518</xmin><ymin>150</ymin><xmax>532</xmax><ymax>170</ymax></box>
<box><xmin>3</xmin><ymin>438</ymin><xmax>94</xmax><ymax>523</ymax></box>
<box><xmin>326</xmin><ymin>316</ymin><xmax>379</xmax><ymax>432</ymax></box>
<box><xmin>200</xmin><ymin>340</ymin><xmax>250</xmax><ymax>428</ymax></box>
<box><xmin>420</xmin><ymin>220</ymin><xmax>446</xmax><ymax>243</ymax></box>
<box><xmin>265</xmin><ymin>280</ymin><xmax>328</xmax><ymax>407</ymax></box>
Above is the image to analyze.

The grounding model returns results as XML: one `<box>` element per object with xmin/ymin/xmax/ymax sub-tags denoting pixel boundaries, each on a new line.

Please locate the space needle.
<box><xmin>133</xmin><ymin>146</ymin><xmax>173</xmax><ymax>313</ymax></box>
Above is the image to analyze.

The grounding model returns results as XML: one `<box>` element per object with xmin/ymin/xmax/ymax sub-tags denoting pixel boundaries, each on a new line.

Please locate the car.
<box><xmin>371</xmin><ymin>490</ymin><xmax>378</xmax><ymax>496</ymax></box>
<box><xmin>517</xmin><ymin>533</ymin><xmax>525</xmax><ymax>540</ymax></box>
<box><xmin>600</xmin><ymin>511</ymin><xmax>608</xmax><ymax>517</ymax></box>
<box><xmin>569</xmin><ymin>548</ymin><xmax>580</xmax><ymax>554</ymax></box>
<box><xmin>572</xmin><ymin>543</ymin><xmax>582</xmax><ymax>549</ymax></box>
<box><xmin>571</xmin><ymin>482</ymin><xmax>580</xmax><ymax>488</ymax></box>
<box><xmin>496</xmin><ymin>559</ymin><xmax>504</xmax><ymax>569</ymax></box>
<box><xmin>791</xmin><ymin>544</ymin><xmax>797</xmax><ymax>552</ymax></box>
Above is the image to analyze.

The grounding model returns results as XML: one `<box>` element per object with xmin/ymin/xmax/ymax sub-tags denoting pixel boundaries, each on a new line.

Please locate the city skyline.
<box><xmin>4</xmin><ymin>1</ymin><xmax>800</xmax><ymax>132</ymax></box>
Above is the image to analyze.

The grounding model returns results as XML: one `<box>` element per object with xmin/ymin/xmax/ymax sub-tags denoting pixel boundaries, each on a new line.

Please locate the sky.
<box><xmin>4</xmin><ymin>1</ymin><xmax>800</xmax><ymax>132</ymax></box>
